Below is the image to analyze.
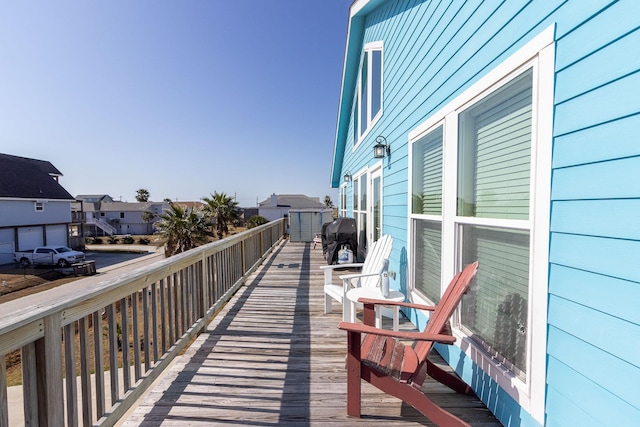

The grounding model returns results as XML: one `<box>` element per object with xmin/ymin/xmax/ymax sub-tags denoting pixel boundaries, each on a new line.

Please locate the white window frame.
<box><xmin>368</xmin><ymin>162</ymin><xmax>384</xmax><ymax>243</ymax></box>
<box><xmin>407</xmin><ymin>26</ymin><xmax>554</xmax><ymax>424</ymax></box>
<box><xmin>340</xmin><ymin>182</ymin><xmax>348</xmax><ymax>217</ymax></box>
<box><xmin>353</xmin><ymin>41</ymin><xmax>384</xmax><ymax>148</ymax></box>
<box><xmin>352</xmin><ymin>167</ymin><xmax>369</xmax><ymax>252</ymax></box>
<box><xmin>34</xmin><ymin>202</ymin><xmax>44</xmax><ymax>212</ymax></box>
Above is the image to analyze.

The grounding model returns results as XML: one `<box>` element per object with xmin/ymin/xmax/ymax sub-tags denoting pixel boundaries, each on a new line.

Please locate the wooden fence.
<box><xmin>0</xmin><ymin>219</ymin><xmax>285</xmax><ymax>427</ymax></box>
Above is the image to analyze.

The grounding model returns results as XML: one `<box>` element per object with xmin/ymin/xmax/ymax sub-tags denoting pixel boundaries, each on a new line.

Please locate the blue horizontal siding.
<box><xmin>548</xmin><ymin>326</ymin><xmax>640</xmax><ymax>409</ymax></box>
<box><xmin>548</xmin><ymin>295</ymin><xmax>640</xmax><ymax>367</ymax></box>
<box><xmin>554</xmin><ymin>0</ymin><xmax>639</xmax><ymax>70</ymax></box>
<box><xmin>546</xmin><ymin>356</ymin><xmax>640</xmax><ymax>426</ymax></box>
<box><xmin>553</xmin><ymin>114</ymin><xmax>640</xmax><ymax>168</ymax></box>
<box><xmin>545</xmin><ymin>388</ymin><xmax>601</xmax><ymax>427</ymax></box>
<box><xmin>549</xmin><ymin>233</ymin><xmax>640</xmax><ymax>284</ymax></box>
<box><xmin>550</xmin><ymin>199</ymin><xmax>640</xmax><ymax>241</ymax></box>
<box><xmin>554</xmin><ymin>70</ymin><xmax>640</xmax><ymax>136</ymax></box>
<box><xmin>551</xmin><ymin>156</ymin><xmax>640</xmax><ymax>200</ymax></box>
<box><xmin>549</xmin><ymin>264</ymin><xmax>640</xmax><ymax>325</ymax></box>
<box><xmin>555</xmin><ymin>27</ymin><xmax>640</xmax><ymax>103</ymax></box>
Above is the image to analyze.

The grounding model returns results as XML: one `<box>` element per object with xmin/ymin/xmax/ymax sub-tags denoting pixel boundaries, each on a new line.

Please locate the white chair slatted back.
<box><xmin>358</xmin><ymin>235</ymin><xmax>392</xmax><ymax>288</ymax></box>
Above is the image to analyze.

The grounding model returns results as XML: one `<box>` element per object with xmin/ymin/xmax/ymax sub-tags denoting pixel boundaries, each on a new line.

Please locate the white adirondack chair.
<box><xmin>321</xmin><ymin>234</ymin><xmax>393</xmax><ymax>321</ymax></box>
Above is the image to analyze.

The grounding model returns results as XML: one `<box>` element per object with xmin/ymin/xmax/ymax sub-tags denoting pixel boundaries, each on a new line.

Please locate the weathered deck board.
<box><xmin>123</xmin><ymin>241</ymin><xmax>501</xmax><ymax>426</ymax></box>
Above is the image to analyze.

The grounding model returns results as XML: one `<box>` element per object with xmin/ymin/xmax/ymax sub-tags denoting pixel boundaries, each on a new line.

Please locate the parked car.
<box><xmin>14</xmin><ymin>245</ymin><xmax>86</xmax><ymax>268</ymax></box>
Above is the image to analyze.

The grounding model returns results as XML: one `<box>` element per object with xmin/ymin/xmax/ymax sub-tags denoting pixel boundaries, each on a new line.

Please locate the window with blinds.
<box><xmin>353</xmin><ymin>42</ymin><xmax>383</xmax><ymax>145</ymax></box>
<box><xmin>411</xmin><ymin>126</ymin><xmax>444</xmax><ymax>302</ymax></box>
<box><xmin>457</xmin><ymin>69</ymin><xmax>533</xmax><ymax>378</ymax></box>
<box><xmin>414</xmin><ymin>220</ymin><xmax>443</xmax><ymax>303</ymax></box>
<box><xmin>458</xmin><ymin>70</ymin><xmax>532</xmax><ymax>220</ymax></box>
<box><xmin>460</xmin><ymin>225</ymin><xmax>530</xmax><ymax>379</ymax></box>
<box><xmin>412</xmin><ymin>126</ymin><xmax>443</xmax><ymax>215</ymax></box>
<box><xmin>408</xmin><ymin>32</ymin><xmax>554</xmax><ymax>414</ymax></box>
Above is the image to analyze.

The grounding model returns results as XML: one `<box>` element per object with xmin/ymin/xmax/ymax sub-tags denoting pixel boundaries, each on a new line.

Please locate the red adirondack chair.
<box><xmin>338</xmin><ymin>261</ymin><xmax>479</xmax><ymax>427</ymax></box>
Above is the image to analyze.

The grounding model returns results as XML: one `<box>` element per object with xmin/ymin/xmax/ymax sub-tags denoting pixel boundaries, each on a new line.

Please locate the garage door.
<box><xmin>18</xmin><ymin>227</ymin><xmax>44</xmax><ymax>251</ymax></box>
<box><xmin>0</xmin><ymin>242</ymin><xmax>14</xmax><ymax>265</ymax></box>
<box><xmin>46</xmin><ymin>225</ymin><xmax>68</xmax><ymax>246</ymax></box>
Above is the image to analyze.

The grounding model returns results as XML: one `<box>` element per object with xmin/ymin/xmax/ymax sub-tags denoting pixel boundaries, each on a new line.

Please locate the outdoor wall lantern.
<box><xmin>343</xmin><ymin>171</ymin><xmax>352</xmax><ymax>182</ymax></box>
<box><xmin>373</xmin><ymin>136</ymin><xmax>391</xmax><ymax>158</ymax></box>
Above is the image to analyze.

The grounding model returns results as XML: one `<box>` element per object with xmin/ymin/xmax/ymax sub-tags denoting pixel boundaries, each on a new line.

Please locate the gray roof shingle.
<box><xmin>0</xmin><ymin>153</ymin><xmax>74</xmax><ymax>200</ymax></box>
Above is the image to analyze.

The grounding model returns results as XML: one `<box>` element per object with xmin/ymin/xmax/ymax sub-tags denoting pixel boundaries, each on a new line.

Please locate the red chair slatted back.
<box><xmin>413</xmin><ymin>261</ymin><xmax>478</xmax><ymax>363</ymax></box>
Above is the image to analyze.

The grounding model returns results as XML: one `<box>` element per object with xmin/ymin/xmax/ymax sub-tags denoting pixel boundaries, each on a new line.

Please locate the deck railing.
<box><xmin>0</xmin><ymin>219</ymin><xmax>285</xmax><ymax>427</ymax></box>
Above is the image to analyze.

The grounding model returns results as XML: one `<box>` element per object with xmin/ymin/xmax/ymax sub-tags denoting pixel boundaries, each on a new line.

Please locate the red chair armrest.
<box><xmin>338</xmin><ymin>322</ymin><xmax>456</xmax><ymax>344</ymax></box>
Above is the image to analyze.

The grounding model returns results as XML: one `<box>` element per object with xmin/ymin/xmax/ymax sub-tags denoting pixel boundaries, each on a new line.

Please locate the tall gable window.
<box><xmin>354</xmin><ymin>41</ymin><xmax>383</xmax><ymax>145</ymax></box>
<box><xmin>408</xmin><ymin>28</ymin><xmax>554</xmax><ymax>422</ymax></box>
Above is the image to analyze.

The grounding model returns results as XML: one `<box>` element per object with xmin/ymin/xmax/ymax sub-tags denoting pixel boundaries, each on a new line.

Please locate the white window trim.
<box><xmin>340</xmin><ymin>182</ymin><xmax>348</xmax><ymax>217</ymax></box>
<box><xmin>407</xmin><ymin>25</ymin><xmax>554</xmax><ymax>424</ymax></box>
<box><xmin>34</xmin><ymin>201</ymin><xmax>45</xmax><ymax>212</ymax></box>
<box><xmin>368</xmin><ymin>161</ymin><xmax>384</xmax><ymax>243</ymax></box>
<box><xmin>353</xmin><ymin>41</ymin><xmax>384</xmax><ymax>149</ymax></box>
<box><xmin>352</xmin><ymin>167</ymin><xmax>369</xmax><ymax>213</ymax></box>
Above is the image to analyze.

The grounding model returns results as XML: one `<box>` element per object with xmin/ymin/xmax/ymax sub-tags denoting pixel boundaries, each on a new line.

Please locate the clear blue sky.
<box><xmin>0</xmin><ymin>0</ymin><xmax>351</xmax><ymax>207</ymax></box>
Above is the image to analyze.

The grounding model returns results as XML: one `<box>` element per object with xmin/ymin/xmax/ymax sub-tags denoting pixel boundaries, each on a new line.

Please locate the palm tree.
<box><xmin>154</xmin><ymin>204</ymin><xmax>210</xmax><ymax>257</ymax></box>
<box><xmin>202</xmin><ymin>192</ymin><xmax>241</xmax><ymax>239</ymax></box>
<box><xmin>324</xmin><ymin>195</ymin><xmax>334</xmax><ymax>208</ymax></box>
<box><xmin>141</xmin><ymin>210</ymin><xmax>156</xmax><ymax>235</ymax></box>
<box><xmin>136</xmin><ymin>188</ymin><xmax>150</xmax><ymax>202</ymax></box>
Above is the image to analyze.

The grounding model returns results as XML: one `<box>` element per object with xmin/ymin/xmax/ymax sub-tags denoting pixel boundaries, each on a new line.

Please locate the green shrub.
<box><xmin>122</xmin><ymin>236</ymin><xmax>135</xmax><ymax>244</ymax></box>
<box><xmin>90</xmin><ymin>237</ymin><xmax>103</xmax><ymax>244</ymax></box>
<box><xmin>247</xmin><ymin>215</ymin><xmax>269</xmax><ymax>229</ymax></box>
<box><xmin>108</xmin><ymin>236</ymin><xmax>120</xmax><ymax>244</ymax></box>
<box><xmin>138</xmin><ymin>237</ymin><xmax>150</xmax><ymax>245</ymax></box>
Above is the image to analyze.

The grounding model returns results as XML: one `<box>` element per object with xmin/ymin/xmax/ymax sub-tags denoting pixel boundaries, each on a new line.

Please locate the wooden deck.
<box><xmin>123</xmin><ymin>241</ymin><xmax>501</xmax><ymax>426</ymax></box>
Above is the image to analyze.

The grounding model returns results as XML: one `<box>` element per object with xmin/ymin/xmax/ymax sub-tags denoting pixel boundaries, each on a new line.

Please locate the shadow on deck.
<box><xmin>122</xmin><ymin>240</ymin><xmax>501</xmax><ymax>426</ymax></box>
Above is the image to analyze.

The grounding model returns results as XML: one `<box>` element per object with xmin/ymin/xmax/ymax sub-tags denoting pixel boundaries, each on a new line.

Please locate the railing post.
<box><xmin>35</xmin><ymin>313</ymin><xmax>64</xmax><ymax>426</ymax></box>
<box><xmin>21</xmin><ymin>343</ymin><xmax>38</xmax><ymax>426</ymax></box>
<box><xmin>201</xmin><ymin>253</ymin><xmax>209</xmax><ymax>317</ymax></box>
<box><xmin>1</xmin><ymin>353</ymin><xmax>8</xmax><ymax>427</ymax></box>
<box><xmin>241</xmin><ymin>240</ymin><xmax>246</xmax><ymax>275</ymax></box>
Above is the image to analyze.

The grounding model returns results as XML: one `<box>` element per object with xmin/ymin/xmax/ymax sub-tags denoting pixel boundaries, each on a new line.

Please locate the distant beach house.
<box><xmin>77</xmin><ymin>195</ymin><xmax>169</xmax><ymax>236</ymax></box>
<box><xmin>258</xmin><ymin>193</ymin><xmax>326</xmax><ymax>222</ymax></box>
<box><xmin>0</xmin><ymin>153</ymin><xmax>78</xmax><ymax>264</ymax></box>
<box><xmin>332</xmin><ymin>1</ymin><xmax>639</xmax><ymax>426</ymax></box>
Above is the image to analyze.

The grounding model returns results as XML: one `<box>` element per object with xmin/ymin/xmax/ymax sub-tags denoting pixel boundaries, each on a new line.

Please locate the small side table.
<box><xmin>345</xmin><ymin>287</ymin><xmax>404</xmax><ymax>331</ymax></box>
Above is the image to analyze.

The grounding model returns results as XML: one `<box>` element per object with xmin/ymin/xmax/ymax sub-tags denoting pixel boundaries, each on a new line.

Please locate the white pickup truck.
<box><xmin>14</xmin><ymin>245</ymin><xmax>86</xmax><ymax>268</ymax></box>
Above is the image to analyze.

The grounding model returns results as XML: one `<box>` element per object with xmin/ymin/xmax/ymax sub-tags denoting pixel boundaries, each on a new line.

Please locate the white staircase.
<box><xmin>88</xmin><ymin>218</ymin><xmax>117</xmax><ymax>235</ymax></box>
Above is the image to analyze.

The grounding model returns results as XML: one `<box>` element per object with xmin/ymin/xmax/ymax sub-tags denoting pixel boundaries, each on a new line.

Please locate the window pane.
<box><xmin>360</xmin><ymin>176</ymin><xmax>367</xmax><ymax>211</ymax></box>
<box><xmin>413</xmin><ymin>219</ymin><xmax>442</xmax><ymax>303</ymax></box>
<box><xmin>360</xmin><ymin>51</ymin><xmax>369</xmax><ymax>136</ymax></box>
<box><xmin>354</xmin><ymin>97</ymin><xmax>359</xmax><ymax>144</ymax></box>
<box><xmin>459</xmin><ymin>224</ymin><xmax>529</xmax><ymax>378</ymax></box>
<box><xmin>353</xmin><ymin>177</ymin><xmax>359</xmax><ymax>210</ymax></box>
<box><xmin>373</xmin><ymin>175</ymin><xmax>381</xmax><ymax>241</ymax></box>
<box><xmin>457</xmin><ymin>69</ymin><xmax>532</xmax><ymax>219</ymax></box>
<box><xmin>412</xmin><ymin>126</ymin><xmax>443</xmax><ymax>215</ymax></box>
<box><xmin>371</xmin><ymin>50</ymin><xmax>382</xmax><ymax>118</ymax></box>
<box><xmin>359</xmin><ymin>212</ymin><xmax>367</xmax><ymax>257</ymax></box>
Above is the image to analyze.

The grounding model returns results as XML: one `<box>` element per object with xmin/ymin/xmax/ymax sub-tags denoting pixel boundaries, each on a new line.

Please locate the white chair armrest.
<box><xmin>320</xmin><ymin>263</ymin><xmax>364</xmax><ymax>286</ymax></box>
<box><xmin>340</xmin><ymin>271</ymin><xmax>382</xmax><ymax>292</ymax></box>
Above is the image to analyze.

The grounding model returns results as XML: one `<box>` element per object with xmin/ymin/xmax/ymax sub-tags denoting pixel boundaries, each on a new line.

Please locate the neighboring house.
<box><xmin>0</xmin><ymin>153</ymin><xmax>77</xmax><ymax>264</ymax></box>
<box><xmin>258</xmin><ymin>193</ymin><xmax>326</xmax><ymax>222</ymax></box>
<box><xmin>332</xmin><ymin>2</ymin><xmax>639</xmax><ymax>426</ymax></box>
<box><xmin>77</xmin><ymin>196</ymin><xmax>170</xmax><ymax>236</ymax></box>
